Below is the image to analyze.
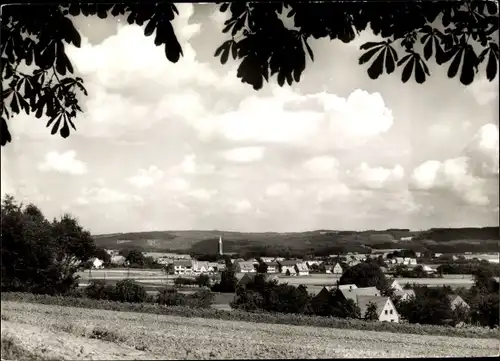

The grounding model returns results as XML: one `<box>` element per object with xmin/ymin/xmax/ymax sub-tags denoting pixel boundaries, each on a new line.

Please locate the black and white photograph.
<box><xmin>1</xmin><ymin>1</ymin><xmax>499</xmax><ymax>359</ymax></box>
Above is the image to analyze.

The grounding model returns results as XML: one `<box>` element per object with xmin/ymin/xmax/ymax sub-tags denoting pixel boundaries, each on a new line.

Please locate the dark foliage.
<box><xmin>398</xmin><ymin>287</ymin><xmax>454</xmax><ymax>326</ymax></box>
<box><xmin>231</xmin><ymin>275</ymin><xmax>312</xmax><ymax>315</ymax></box>
<box><xmin>339</xmin><ymin>263</ymin><xmax>392</xmax><ymax>296</ymax></box>
<box><xmin>310</xmin><ymin>289</ymin><xmax>360</xmax><ymax>318</ymax></box>
<box><xmin>2</xmin><ymin>2</ymin><xmax>498</xmax><ymax>145</ymax></box>
<box><xmin>1</xmin><ymin>195</ymin><xmax>96</xmax><ymax>295</ymax></box>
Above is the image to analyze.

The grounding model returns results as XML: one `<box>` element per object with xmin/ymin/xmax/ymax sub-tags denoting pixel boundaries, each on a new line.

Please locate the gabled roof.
<box><xmin>309</xmin><ymin>285</ymin><xmax>336</xmax><ymax>297</ymax></box>
<box><xmin>338</xmin><ymin>284</ymin><xmax>358</xmax><ymax>290</ymax></box>
<box><xmin>238</xmin><ymin>261</ymin><xmax>256</xmax><ymax>271</ymax></box>
<box><xmin>264</xmin><ymin>261</ymin><xmax>279</xmax><ymax>267</ymax></box>
<box><xmin>193</xmin><ymin>261</ymin><xmax>209</xmax><ymax>269</ymax></box>
<box><xmin>173</xmin><ymin>260</ymin><xmax>192</xmax><ymax>267</ymax></box>
<box><xmin>279</xmin><ymin>260</ymin><xmax>298</xmax><ymax>266</ymax></box>
<box><xmin>237</xmin><ymin>273</ymin><xmax>279</xmax><ymax>286</ymax></box>
<box><xmin>339</xmin><ymin>287</ymin><xmax>380</xmax><ymax>303</ymax></box>
<box><xmin>295</xmin><ymin>262</ymin><xmax>309</xmax><ymax>271</ymax></box>
<box><xmin>393</xmin><ymin>289</ymin><xmax>415</xmax><ymax>298</ymax></box>
<box><xmin>357</xmin><ymin>296</ymin><xmax>392</xmax><ymax>318</ymax></box>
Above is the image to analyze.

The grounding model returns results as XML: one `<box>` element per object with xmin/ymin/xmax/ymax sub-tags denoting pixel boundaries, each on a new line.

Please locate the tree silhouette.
<box><xmin>364</xmin><ymin>301</ymin><xmax>379</xmax><ymax>321</ymax></box>
<box><xmin>1</xmin><ymin>2</ymin><xmax>498</xmax><ymax>146</ymax></box>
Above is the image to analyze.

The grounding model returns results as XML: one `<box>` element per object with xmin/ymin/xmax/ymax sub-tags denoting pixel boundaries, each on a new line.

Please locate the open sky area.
<box><xmin>1</xmin><ymin>4</ymin><xmax>498</xmax><ymax>234</ymax></box>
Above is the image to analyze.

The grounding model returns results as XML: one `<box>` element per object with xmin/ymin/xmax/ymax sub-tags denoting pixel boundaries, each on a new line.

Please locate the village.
<box><xmin>79</xmin><ymin>236</ymin><xmax>500</xmax><ymax>325</ymax></box>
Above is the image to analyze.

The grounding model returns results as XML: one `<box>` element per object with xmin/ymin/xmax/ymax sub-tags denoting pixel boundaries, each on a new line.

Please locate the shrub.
<box><xmin>85</xmin><ymin>280</ymin><xmax>115</xmax><ymax>300</ymax></box>
<box><xmin>157</xmin><ymin>287</ymin><xmax>186</xmax><ymax>306</ymax></box>
<box><xmin>89</xmin><ymin>326</ymin><xmax>123</xmax><ymax>343</ymax></box>
<box><xmin>187</xmin><ymin>288</ymin><xmax>215</xmax><ymax>308</ymax></box>
<box><xmin>111</xmin><ymin>279</ymin><xmax>148</xmax><ymax>303</ymax></box>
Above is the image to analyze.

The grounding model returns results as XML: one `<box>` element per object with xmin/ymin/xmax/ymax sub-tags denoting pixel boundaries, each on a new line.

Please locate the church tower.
<box><xmin>218</xmin><ymin>235</ymin><xmax>223</xmax><ymax>256</ymax></box>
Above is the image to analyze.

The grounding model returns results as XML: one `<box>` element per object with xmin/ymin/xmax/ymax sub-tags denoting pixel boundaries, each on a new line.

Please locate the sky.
<box><xmin>1</xmin><ymin>4</ymin><xmax>499</xmax><ymax>234</ymax></box>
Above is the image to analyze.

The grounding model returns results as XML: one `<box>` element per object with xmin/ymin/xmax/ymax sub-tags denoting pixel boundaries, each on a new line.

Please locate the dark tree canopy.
<box><xmin>339</xmin><ymin>262</ymin><xmax>390</xmax><ymax>293</ymax></box>
<box><xmin>1</xmin><ymin>1</ymin><xmax>498</xmax><ymax>146</ymax></box>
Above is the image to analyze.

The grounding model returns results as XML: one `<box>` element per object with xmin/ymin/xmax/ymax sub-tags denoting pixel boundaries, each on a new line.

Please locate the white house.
<box><xmin>237</xmin><ymin>261</ymin><xmax>256</xmax><ymax>273</ymax></box>
<box><xmin>173</xmin><ymin>260</ymin><xmax>193</xmax><ymax>275</ymax></box>
<box><xmin>264</xmin><ymin>262</ymin><xmax>279</xmax><ymax>273</ymax></box>
<box><xmin>192</xmin><ymin>261</ymin><xmax>210</xmax><ymax>274</ymax></box>
<box><xmin>279</xmin><ymin>261</ymin><xmax>298</xmax><ymax>276</ymax></box>
<box><xmin>332</xmin><ymin>263</ymin><xmax>343</xmax><ymax>274</ymax></box>
<box><xmin>110</xmin><ymin>255</ymin><xmax>126</xmax><ymax>266</ymax></box>
<box><xmin>390</xmin><ymin>280</ymin><xmax>403</xmax><ymax>292</ymax></box>
<box><xmin>357</xmin><ymin>295</ymin><xmax>399</xmax><ymax>323</ymax></box>
<box><xmin>295</xmin><ymin>262</ymin><xmax>309</xmax><ymax>276</ymax></box>
<box><xmin>90</xmin><ymin>258</ymin><xmax>104</xmax><ymax>269</ymax></box>
<box><xmin>261</xmin><ymin>257</ymin><xmax>275</xmax><ymax>263</ymax></box>
<box><xmin>274</xmin><ymin>257</ymin><xmax>285</xmax><ymax>262</ymax></box>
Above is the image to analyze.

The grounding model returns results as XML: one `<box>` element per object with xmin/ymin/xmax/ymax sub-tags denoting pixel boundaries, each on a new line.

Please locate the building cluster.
<box><xmin>306</xmin><ymin>280</ymin><xmax>471</xmax><ymax>323</ymax></box>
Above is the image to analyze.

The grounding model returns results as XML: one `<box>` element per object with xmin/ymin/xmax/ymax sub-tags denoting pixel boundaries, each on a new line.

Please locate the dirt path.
<box><xmin>2</xmin><ymin>301</ymin><xmax>499</xmax><ymax>359</ymax></box>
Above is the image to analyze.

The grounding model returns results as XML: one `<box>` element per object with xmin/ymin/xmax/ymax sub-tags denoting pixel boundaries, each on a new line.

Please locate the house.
<box><xmin>395</xmin><ymin>257</ymin><xmax>404</xmax><ymax>264</ymax></box>
<box><xmin>357</xmin><ymin>295</ymin><xmax>399</xmax><ymax>323</ymax></box>
<box><xmin>90</xmin><ymin>258</ymin><xmax>104</xmax><ymax>269</ymax></box>
<box><xmin>237</xmin><ymin>261</ymin><xmax>256</xmax><ymax>273</ymax></box>
<box><xmin>415</xmin><ymin>252</ymin><xmax>422</xmax><ymax>258</ymax></box>
<box><xmin>338</xmin><ymin>284</ymin><xmax>357</xmax><ymax>291</ymax></box>
<box><xmin>332</xmin><ymin>263</ymin><xmax>343</xmax><ymax>274</ymax></box>
<box><xmin>447</xmin><ymin>295</ymin><xmax>470</xmax><ymax>310</ymax></box>
<box><xmin>390</xmin><ymin>280</ymin><xmax>403</xmax><ymax>292</ymax></box>
<box><xmin>307</xmin><ymin>285</ymin><xmax>332</xmax><ymax>297</ymax></box>
<box><xmin>261</xmin><ymin>257</ymin><xmax>275</xmax><ymax>263</ymax></box>
<box><xmin>295</xmin><ymin>262</ymin><xmax>309</xmax><ymax>276</ymax></box>
<box><xmin>173</xmin><ymin>260</ymin><xmax>193</xmax><ymax>275</ymax></box>
<box><xmin>274</xmin><ymin>257</ymin><xmax>285</xmax><ymax>262</ymax></box>
<box><xmin>216</xmin><ymin>262</ymin><xmax>226</xmax><ymax>272</ymax></box>
<box><xmin>306</xmin><ymin>260</ymin><xmax>322</xmax><ymax>267</ymax></box>
<box><xmin>110</xmin><ymin>255</ymin><xmax>126</xmax><ymax>266</ymax></box>
<box><xmin>207</xmin><ymin>262</ymin><xmax>219</xmax><ymax>272</ymax></box>
<box><xmin>393</xmin><ymin>289</ymin><xmax>415</xmax><ymax>301</ymax></box>
<box><xmin>238</xmin><ymin>273</ymin><xmax>279</xmax><ymax>287</ymax></box>
<box><xmin>338</xmin><ymin>286</ymin><xmax>380</xmax><ymax>303</ymax></box>
<box><xmin>422</xmin><ymin>265</ymin><xmax>436</xmax><ymax>274</ymax></box>
<box><xmin>247</xmin><ymin>258</ymin><xmax>259</xmax><ymax>265</ymax></box>
<box><xmin>400</xmin><ymin>236</ymin><xmax>413</xmax><ymax>241</ymax></box>
<box><xmin>347</xmin><ymin>259</ymin><xmax>360</xmax><ymax>267</ymax></box>
<box><xmin>279</xmin><ymin>260</ymin><xmax>298</xmax><ymax>276</ymax></box>
<box><xmin>310</xmin><ymin>286</ymin><xmax>336</xmax><ymax>299</ymax></box>
<box><xmin>192</xmin><ymin>261</ymin><xmax>210</xmax><ymax>274</ymax></box>
<box><xmin>434</xmin><ymin>253</ymin><xmax>443</xmax><ymax>258</ymax></box>
<box><xmin>264</xmin><ymin>262</ymin><xmax>279</xmax><ymax>273</ymax></box>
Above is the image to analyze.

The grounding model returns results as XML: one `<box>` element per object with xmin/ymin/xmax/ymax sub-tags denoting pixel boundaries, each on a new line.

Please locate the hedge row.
<box><xmin>2</xmin><ymin>292</ymin><xmax>498</xmax><ymax>339</ymax></box>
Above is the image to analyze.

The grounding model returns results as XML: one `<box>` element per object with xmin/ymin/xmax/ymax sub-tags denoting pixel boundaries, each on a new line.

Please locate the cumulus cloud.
<box><xmin>77</xmin><ymin>187</ymin><xmax>143</xmax><ymax>205</ymax></box>
<box><xmin>128</xmin><ymin>166</ymin><xmax>164</xmax><ymax>188</ymax></box>
<box><xmin>411</xmin><ymin>157</ymin><xmax>489</xmax><ymax>206</ymax></box>
<box><xmin>38</xmin><ymin>151</ymin><xmax>87</xmax><ymax>175</ymax></box>
<box><xmin>222</xmin><ymin>147</ymin><xmax>265</xmax><ymax>163</ymax></box>
<box><xmin>189</xmin><ymin>88</ymin><xmax>394</xmax><ymax>150</ymax></box>
<box><xmin>464</xmin><ymin>123</ymin><xmax>499</xmax><ymax>178</ymax></box>
<box><xmin>348</xmin><ymin>162</ymin><xmax>405</xmax><ymax>189</ymax></box>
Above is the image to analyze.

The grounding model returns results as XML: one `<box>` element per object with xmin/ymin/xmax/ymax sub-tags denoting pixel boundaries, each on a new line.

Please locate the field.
<box><xmin>2</xmin><ymin>301</ymin><xmax>498</xmax><ymax>359</ymax></box>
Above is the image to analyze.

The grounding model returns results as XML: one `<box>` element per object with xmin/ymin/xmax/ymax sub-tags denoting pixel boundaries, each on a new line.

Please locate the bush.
<box><xmin>85</xmin><ymin>280</ymin><xmax>115</xmax><ymax>300</ymax></box>
<box><xmin>187</xmin><ymin>288</ymin><xmax>215</xmax><ymax>308</ymax></box>
<box><xmin>157</xmin><ymin>287</ymin><xmax>186</xmax><ymax>306</ymax></box>
<box><xmin>111</xmin><ymin>279</ymin><xmax>148</xmax><ymax>303</ymax></box>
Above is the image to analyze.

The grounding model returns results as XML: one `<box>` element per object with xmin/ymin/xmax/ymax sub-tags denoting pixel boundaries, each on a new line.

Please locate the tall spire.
<box><xmin>218</xmin><ymin>235</ymin><xmax>223</xmax><ymax>256</ymax></box>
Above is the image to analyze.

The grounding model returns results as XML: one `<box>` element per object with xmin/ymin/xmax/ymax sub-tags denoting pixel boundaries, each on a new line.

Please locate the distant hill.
<box><xmin>93</xmin><ymin>227</ymin><xmax>499</xmax><ymax>254</ymax></box>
